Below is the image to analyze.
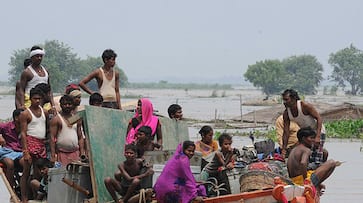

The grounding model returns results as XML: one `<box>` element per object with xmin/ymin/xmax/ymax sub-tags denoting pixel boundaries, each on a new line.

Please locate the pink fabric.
<box><xmin>154</xmin><ymin>143</ymin><xmax>206</xmax><ymax>203</ymax></box>
<box><xmin>126</xmin><ymin>98</ymin><xmax>159</xmax><ymax>144</ymax></box>
<box><xmin>57</xmin><ymin>150</ymin><xmax>80</xmax><ymax>166</ymax></box>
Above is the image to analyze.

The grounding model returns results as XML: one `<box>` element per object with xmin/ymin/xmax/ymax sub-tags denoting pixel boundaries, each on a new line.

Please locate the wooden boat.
<box><xmin>203</xmin><ymin>183</ymin><xmax>318</xmax><ymax>203</ymax></box>
<box><xmin>1</xmin><ymin>106</ymin><xmax>320</xmax><ymax>203</ymax></box>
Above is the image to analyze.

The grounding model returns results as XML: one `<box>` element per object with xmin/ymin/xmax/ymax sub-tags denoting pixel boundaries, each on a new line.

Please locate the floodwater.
<box><xmin>1</xmin><ymin>87</ymin><xmax>363</xmax><ymax>202</ymax></box>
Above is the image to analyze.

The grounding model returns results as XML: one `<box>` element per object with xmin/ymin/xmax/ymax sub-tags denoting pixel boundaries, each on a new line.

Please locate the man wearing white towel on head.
<box><xmin>17</xmin><ymin>46</ymin><xmax>55</xmax><ymax>112</ymax></box>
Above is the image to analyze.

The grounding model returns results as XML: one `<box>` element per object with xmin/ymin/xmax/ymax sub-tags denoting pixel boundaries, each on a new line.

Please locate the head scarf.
<box><xmin>30</xmin><ymin>49</ymin><xmax>45</xmax><ymax>58</ymax></box>
<box><xmin>126</xmin><ymin>98</ymin><xmax>159</xmax><ymax>144</ymax></box>
<box><xmin>69</xmin><ymin>90</ymin><xmax>82</xmax><ymax>97</ymax></box>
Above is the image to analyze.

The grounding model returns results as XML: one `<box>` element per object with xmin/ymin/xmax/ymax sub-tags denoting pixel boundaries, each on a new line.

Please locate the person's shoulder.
<box><xmin>300</xmin><ymin>101</ymin><xmax>314</xmax><ymax>108</ymax></box>
<box><xmin>51</xmin><ymin>114</ymin><xmax>62</xmax><ymax>123</ymax></box>
<box><xmin>20</xmin><ymin>67</ymin><xmax>33</xmax><ymax>78</ymax></box>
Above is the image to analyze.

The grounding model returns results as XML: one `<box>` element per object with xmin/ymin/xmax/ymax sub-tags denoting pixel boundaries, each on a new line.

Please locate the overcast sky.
<box><xmin>1</xmin><ymin>0</ymin><xmax>362</xmax><ymax>83</ymax></box>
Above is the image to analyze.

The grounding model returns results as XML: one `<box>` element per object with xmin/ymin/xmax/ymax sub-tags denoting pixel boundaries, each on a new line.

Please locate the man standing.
<box><xmin>17</xmin><ymin>46</ymin><xmax>55</xmax><ymax>111</ymax></box>
<box><xmin>281</xmin><ymin>89</ymin><xmax>325</xmax><ymax>158</ymax></box>
<box><xmin>79</xmin><ymin>49</ymin><xmax>122</xmax><ymax>109</ymax></box>
<box><xmin>50</xmin><ymin>95</ymin><xmax>85</xmax><ymax>166</ymax></box>
<box><xmin>19</xmin><ymin>88</ymin><xmax>48</xmax><ymax>202</ymax></box>
<box><xmin>0</xmin><ymin>109</ymin><xmax>24</xmax><ymax>191</ymax></box>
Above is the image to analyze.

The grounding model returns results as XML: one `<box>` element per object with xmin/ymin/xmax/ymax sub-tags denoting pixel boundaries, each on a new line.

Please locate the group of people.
<box><xmin>0</xmin><ymin>45</ymin><xmax>196</xmax><ymax>203</ymax></box>
<box><xmin>104</xmin><ymin>124</ymin><xmax>237</xmax><ymax>203</ymax></box>
<box><xmin>0</xmin><ymin>44</ymin><xmax>339</xmax><ymax>203</ymax></box>
<box><xmin>0</xmin><ymin>46</ymin><xmax>129</xmax><ymax>203</ymax></box>
<box><xmin>276</xmin><ymin>89</ymin><xmax>339</xmax><ymax>196</ymax></box>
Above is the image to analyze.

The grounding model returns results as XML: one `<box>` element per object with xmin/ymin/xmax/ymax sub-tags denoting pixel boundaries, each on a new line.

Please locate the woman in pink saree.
<box><xmin>154</xmin><ymin>141</ymin><xmax>206</xmax><ymax>203</ymax></box>
<box><xmin>126</xmin><ymin>98</ymin><xmax>162</xmax><ymax>148</ymax></box>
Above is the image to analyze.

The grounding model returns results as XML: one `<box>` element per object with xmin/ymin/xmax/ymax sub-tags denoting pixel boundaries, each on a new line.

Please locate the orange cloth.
<box><xmin>195</xmin><ymin>140</ymin><xmax>218</xmax><ymax>157</ymax></box>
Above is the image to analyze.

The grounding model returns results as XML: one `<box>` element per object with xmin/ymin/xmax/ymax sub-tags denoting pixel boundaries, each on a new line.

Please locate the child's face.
<box><xmin>136</xmin><ymin>131</ymin><xmax>146</xmax><ymax>141</ymax></box>
<box><xmin>221</xmin><ymin>139</ymin><xmax>232</xmax><ymax>152</ymax></box>
<box><xmin>124</xmin><ymin>149</ymin><xmax>136</xmax><ymax>160</ymax></box>
<box><xmin>303</xmin><ymin>135</ymin><xmax>316</xmax><ymax>148</ymax></box>
<box><xmin>39</xmin><ymin>166</ymin><xmax>49</xmax><ymax>176</ymax></box>
<box><xmin>183</xmin><ymin>146</ymin><xmax>195</xmax><ymax>159</ymax></box>
<box><xmin>173</xmin><ymin>109</ymin><xmax>183</xmax><ymax>120</ymax></box>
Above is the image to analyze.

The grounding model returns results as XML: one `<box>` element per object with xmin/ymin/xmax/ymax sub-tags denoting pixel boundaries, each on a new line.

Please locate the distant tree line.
<box><xmin>8</xmin><ymin>40</ymin><xmax>128</xmax><ymax>93</ymax></box>
<box><xmin>244</xmin><ymin>44</ymin><xmax>363</xmax><ymax>96</ymax></box>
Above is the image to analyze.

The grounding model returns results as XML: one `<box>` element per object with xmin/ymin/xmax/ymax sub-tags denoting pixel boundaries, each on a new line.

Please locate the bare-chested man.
<box><xmin>287</xmin><ymin>127</ymin><xmax>337</xmax><ymax>194</ymax></box>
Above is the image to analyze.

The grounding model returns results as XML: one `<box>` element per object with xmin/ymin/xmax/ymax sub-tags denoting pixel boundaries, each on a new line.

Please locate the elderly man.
<box><xmin>17</xmin><ymin>46</ymin><xmax>55</xmax><ymax>111</ymax></box>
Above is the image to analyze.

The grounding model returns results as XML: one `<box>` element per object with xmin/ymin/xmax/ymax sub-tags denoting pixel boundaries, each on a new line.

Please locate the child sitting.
<box><xmin>30</xmin><ymin>158</ymin><xmax>52</xmax><ymax>200</ymax></box>
<box><xmin>201</xmin><ymin>133</ymin><xmax>237</xmax><ymax>196</ymax></box>
<box><xmin>104</xmin><ymin>144</ymin><xmax>154</xmax><ymax>203</ymax></box>
<box><xmin>135</xmin><ymin>126</ymin><xmax>160</xmax><ymax>158</ymax></box>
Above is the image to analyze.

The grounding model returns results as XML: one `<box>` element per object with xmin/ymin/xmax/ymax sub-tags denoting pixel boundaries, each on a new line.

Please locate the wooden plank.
<box><xmin>82</xmin><ymin>106</ymin><xmax>190</xmax><ymax>202</ymax></box>
<box><xmin>203</xmin><ymin>190</ymin><xmax>275</xmax><ymax>203</ymax></box>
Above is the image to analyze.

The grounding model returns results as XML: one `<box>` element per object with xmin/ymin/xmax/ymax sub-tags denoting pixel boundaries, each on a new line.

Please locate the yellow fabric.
<box><xmin>291</xmin><ymin>170</ymin><xmax>315</xmax><ymax>186</ymax></box>
<box><xmin>24</xmin><ymin>94</ymin><xmax>31</xmax><ymax>108</ymax></box>
<box><xmin>276</xmin><ymin>115</ymin><xmax>300</xmax><ymax>149</ymax></box>
<box><xmin>24</xmin><ymin>93</ymin><xmax>51</xmax><ymax>111</ymax></box>
<box><xmin>195</xmin><ymin>140</ymin><xmax>218</xmax><ymax>157</ymax></box>
<box><xmin>291</xmin><ymin>175</ymin><xmax>304</xmax><ymax>186</ymax></box>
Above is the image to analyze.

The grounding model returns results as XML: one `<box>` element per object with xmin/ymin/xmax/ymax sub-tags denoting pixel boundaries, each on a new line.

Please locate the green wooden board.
<box><xmin>82</xmin><ymin>106</ymin><xmax>189</xmax><ymax>202</ymax></box>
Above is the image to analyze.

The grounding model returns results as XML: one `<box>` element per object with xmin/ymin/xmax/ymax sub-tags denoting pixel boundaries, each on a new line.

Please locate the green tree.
<box><xmin>328</xmin><ymin>44</ymin><xmax>363</xmax><ymax>95</ymax></box>
<box><xmin>244</xmin><ymin>59</ymin><xmax>285</xmax><ymax>97</ymax></box>
<box><xmin>282</xmin><ymin>55</ymin><xmax>323</xmax><ymax>95</ymax></box>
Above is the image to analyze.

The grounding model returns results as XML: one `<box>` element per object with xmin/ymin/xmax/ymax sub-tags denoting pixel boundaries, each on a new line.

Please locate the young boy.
<box><xmin>167</xmin><ymin>104</ymin><xmax>183</xmax><ymax>120</ymax></box>
<box><xmin>135</xmin><ymin>126</ymin><xmax>159</xmax><ymax>158</ymax></box>
<box><xmin>89</xmin><ymin>92</ymin><xmax>104</xmax><ymax>107</ymax></box>
<box><xmin>104</xmin><ymin>144</ymin><xmax>154</xmax><ymax>203</ymax></box>
<box><xmin>30</xmin><ymin>158</ymin><xmax>51</xmax><ymax>200</ymax></box>
<box><xmin>287</xmin><ymin>127</ymin><xmax>337</xmax><ymax>194</ymax></box>
<box><xmin>79</xmin><ymin>49</ymin><xmax>121</xmax><ymax>109</ymax></box>
<box><xmin>201</xmin><ymin>133</ymin><xmax>236</xmax><ymax>196</ymax></box>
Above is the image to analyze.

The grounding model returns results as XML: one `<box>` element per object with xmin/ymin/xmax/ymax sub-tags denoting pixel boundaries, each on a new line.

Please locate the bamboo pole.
<box><xmin>0</xmin><ymin>167</ymin><xmax>20</xmax><ymax>203</ymax></box>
